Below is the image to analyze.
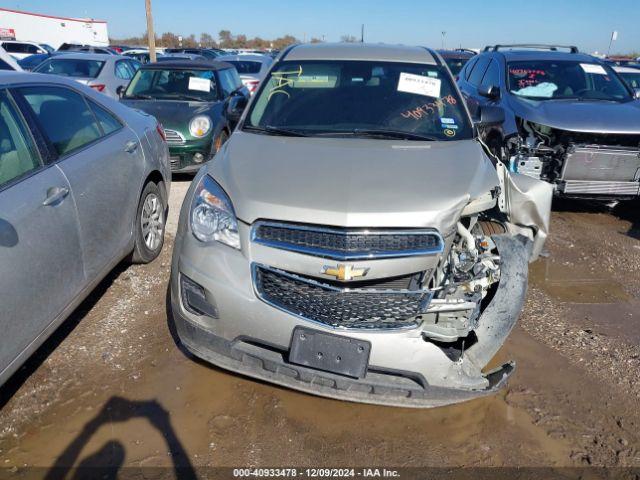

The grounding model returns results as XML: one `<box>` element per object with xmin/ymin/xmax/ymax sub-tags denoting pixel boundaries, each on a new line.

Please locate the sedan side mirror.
<box><xmin>478</xmin><ymin>84</ymin><xmax>500</xmax><ymax>100</ymax></box>
<box><xmin>475</xmin><ymin>105</ymin><xmax>505</xmax><ymax>128</ymax></box>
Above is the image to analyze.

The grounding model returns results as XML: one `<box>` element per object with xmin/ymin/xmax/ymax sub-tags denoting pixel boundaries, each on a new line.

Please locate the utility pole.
<box><xmin>606</xmin><ymin>30</ymin><xmax>618</xmax><ymax>57</ymax></box>
<box><xmin>361</xmin><ymin>24</ymin><xmax>364</xmax><ymax>43</ymax></box>
<box><xmin>145</xmin><ymin>0</ymin><xmax>157</xmax><ymax>62</ymax></box>
<box><xmin>441</xmin><ymin>31</ymin><xmax>446</xmax><ymax>49</ymax></box>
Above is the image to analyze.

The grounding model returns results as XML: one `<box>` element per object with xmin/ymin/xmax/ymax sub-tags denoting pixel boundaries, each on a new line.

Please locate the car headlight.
<box><xmin>190</xmin><ymin>175</ymin><xmax>240</xmax><ymax>249</ymax></box>
<box><xmin>189</xmin><ymin>115</ymin><xmax>212</xmax><ymax>138</ymax></box>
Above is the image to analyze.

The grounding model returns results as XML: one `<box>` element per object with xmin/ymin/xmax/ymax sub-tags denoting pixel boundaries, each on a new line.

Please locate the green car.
<box><xmin>121</xmin><ymin>60</ymin><xmax>250</xmax><ymax>173</ymax></box>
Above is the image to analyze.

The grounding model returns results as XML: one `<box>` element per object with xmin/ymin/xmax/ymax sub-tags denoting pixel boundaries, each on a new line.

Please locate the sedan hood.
<box><xmin>209</xmin><ymin>132</ymin><xmax>499</xmax><ymax>232</ymax></box>
<box><xmin>507</xmin><ymin>94</ymin><xmax>640</xmax><ymax>134</ymax></box>
<box><xmin>121</xmin><ymin>99</ymin><xmax>221</xmax><ymax>132</ymax></box>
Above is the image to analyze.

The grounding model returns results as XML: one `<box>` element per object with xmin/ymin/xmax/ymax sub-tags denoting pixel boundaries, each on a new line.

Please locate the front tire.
<box><xmin>132</xmin><ymin>181</ymin><xmax>165</xmax><ymax>264</ymax></box>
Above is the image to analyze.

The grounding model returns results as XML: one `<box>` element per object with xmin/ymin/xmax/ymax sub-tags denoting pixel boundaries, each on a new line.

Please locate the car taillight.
<box><xmin>156</xmin><ymin>123</ymin><xmax>166</xmax><ymax>142</ymax></box>
<box><xmin>90</xmin><ymin>84</ymin><xmax>106</xmax><ymax>92</ymax></box>
<box><xmin>247</xmin><ymin>80</ymin><xmax>259</xmax><ymax>93</ymax></box>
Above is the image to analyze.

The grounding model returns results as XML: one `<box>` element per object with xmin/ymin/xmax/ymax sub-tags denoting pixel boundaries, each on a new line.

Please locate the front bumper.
<box><xmin>170</xmin><ymin>230</ymin><xmax>529</xmax><ymax>408</ymax></box>
<box><xmin>168</xmin><ymin>140</ymin><xmax>212</xmax><ymax>173</ymax></box>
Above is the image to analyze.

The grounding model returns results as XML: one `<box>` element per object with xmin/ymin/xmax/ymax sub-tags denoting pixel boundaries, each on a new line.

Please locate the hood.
<box><xmin>120</xmin><ymin>99</ymin><xmax>221</xmax><ymax>132</ymax></box>
<box><xmin>507</xmin><ymin>94</ymin><xmax>640</xmax><ymax>134</ymax></box>
<box><xmin>209</xmin><ymin>132</ymin><xmax>499</xmax><ymax>233</ymax></box>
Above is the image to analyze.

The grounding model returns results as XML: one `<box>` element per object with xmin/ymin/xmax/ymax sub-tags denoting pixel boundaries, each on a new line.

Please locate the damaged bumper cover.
<box><xmin>170</xmin><ymin>235</ymin><xmax>529</xmax><ymax>408</ymax></box>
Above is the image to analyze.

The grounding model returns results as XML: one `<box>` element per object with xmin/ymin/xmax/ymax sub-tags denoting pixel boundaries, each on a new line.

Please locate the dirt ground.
<box><xmin>1</xmin><ymin>180</ymin><xmax>639</xmax><ymax>475</ymax></box>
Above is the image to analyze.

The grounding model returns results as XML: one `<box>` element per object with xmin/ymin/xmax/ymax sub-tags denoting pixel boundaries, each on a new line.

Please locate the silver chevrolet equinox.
<box><xmin>169</xmin><ymin>43</ymin><xmax>552</xmax><ymax>407</ymax></box>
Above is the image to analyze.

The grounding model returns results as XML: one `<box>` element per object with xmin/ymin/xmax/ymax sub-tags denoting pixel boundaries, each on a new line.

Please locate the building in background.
<box><xmin>0</xmin><ymin>8</ymin><xmax>109</xmax><ymax>50</ymax></box>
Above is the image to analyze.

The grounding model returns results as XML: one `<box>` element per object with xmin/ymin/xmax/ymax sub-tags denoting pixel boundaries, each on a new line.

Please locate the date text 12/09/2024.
<box><xmin>232</xmin><ymin>468</ymin><xmax>401</xmax><ymax>478</ymax></box>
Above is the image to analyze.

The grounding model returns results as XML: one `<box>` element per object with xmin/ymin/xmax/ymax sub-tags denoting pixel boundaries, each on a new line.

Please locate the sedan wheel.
<box><xmin>132</xmin><ymin>182</ymin><xmax>165</xmax><ymax>264</ymax></box>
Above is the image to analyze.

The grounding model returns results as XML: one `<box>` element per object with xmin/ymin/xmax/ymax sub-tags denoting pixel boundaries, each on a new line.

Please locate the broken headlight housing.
<box><xmin>190</xmin><ymin>175</ymin><xmax>240</xmax><ymax>249</ymax></box>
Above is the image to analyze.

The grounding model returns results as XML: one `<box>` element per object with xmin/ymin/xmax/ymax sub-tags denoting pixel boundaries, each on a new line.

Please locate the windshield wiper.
<box><xmin>162</xmin><ymin>94</ymin><xmax>205</xmax><ymax>101</ymax></box>
<box><xmin>243</xmin><ymin>125</ymin><xmax>310</xmax><ymax>137</ymax></box>
<box><xmin>125</xmin><ymin>93</ymin><xmax>154</xmax><ymax>100</ymax></box>
<box><xmin>315</xmin><ymin>128</ymin><xmax>438</xmax><ymax>141</ymax></box>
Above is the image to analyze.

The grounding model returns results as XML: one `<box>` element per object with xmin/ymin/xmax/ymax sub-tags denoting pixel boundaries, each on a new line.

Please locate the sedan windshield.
<box><xmin>244</xmin><ymin>60</ymin><xmax>472</xmax><ymax>141</ymax></box>
<box><xmin>508</xmin><ymin>60</ymin><xmax>631</xmax><ymax>101</ymax></box>
<box><xmin>34</xmin><ymin>59</ymin><xmax>105</xmax><ymax>78</ymax></box>
<box><xmin>124</xmin><ymin>68</ymin><xmax>219</xmax><ymax>101</ymax></box>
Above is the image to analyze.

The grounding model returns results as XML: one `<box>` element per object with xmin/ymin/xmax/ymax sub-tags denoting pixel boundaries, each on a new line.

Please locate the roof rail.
<box><xmin>483</xmin><ymin>44</ymin><xmax>579</xmax><ymax>54</ymax></box>
<box><xmin>453</xmin><ymin>48</ymin><xmax>477</xmax><ymax>55</ymax></box>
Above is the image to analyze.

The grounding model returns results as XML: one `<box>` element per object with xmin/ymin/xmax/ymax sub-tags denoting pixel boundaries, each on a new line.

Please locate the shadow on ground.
<box><xmin>44</xmin><ymin>396</ymin><xmax>197</xmax><ymax>480</ymax></box>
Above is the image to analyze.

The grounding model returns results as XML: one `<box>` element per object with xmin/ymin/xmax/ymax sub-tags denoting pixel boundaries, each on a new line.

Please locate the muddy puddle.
<box><xmin>530</xmin><ymin>257</ymin><xmax>630</xmax><ymax>304</ymax></box>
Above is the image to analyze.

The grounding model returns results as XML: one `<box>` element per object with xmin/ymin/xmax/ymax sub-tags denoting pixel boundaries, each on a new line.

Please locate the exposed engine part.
<box><xmin>507</xmin><ymin>119</ymin><xmax>640</xmax><ymax>197</ymax></box>
<box><xmin>420</xmin><ymin>216</ymin><xmax>501</xmax><ymax>344</ymax></box>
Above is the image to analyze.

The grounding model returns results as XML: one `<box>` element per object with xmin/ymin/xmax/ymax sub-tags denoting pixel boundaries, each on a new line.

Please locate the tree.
<box><xmin>218</xmin><ymin>30</ymin><xmax>233</xmax><ymax>48</ymax></box>
<box><xmin>310</xmin><ymin>37</ymin><xmax>323</xmax><ymax>44</ymax></box>
<box><xmin>159</xmin><ymin>32</ymin><xmax>179</xmax><ymax>47</ymax></box>
<box><xmin>340</xmin><ymin>35</ymin><xmax>358</xmax><ymax>43</ymax></box>
<box><xmin>200</xmin><ymin>33</ymin><xmax>216</xmax><ymax>48</ymax></box>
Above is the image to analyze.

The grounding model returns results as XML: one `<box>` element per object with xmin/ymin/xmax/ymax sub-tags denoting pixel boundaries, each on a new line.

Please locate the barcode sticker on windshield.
<box><xmin>397</xmin><ymin>73</ymin><xmax>441</xmax><ymax>98</ymax></box>
<box><xmin>580</xmin><ymin>63</ymin><xmax>607</xmax><ymax>75</ymax></box>
<box><xmin>188</xmin><ymin>77</ymin><xmax>211</xmax><ymax>92</ymax></box>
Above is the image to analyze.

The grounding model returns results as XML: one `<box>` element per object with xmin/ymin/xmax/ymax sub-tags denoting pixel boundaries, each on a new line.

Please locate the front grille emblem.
<box><xmin>321</xmin><ymin>264</ymin><xmax>369</xmax><ymax>281</ymax></box>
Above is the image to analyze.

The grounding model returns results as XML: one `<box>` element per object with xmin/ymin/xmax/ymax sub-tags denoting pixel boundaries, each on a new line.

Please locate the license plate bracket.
<box><xmin>289</xmin><ymin>327</ymin><xmax>371</xmax><ymax>379</ymax></box>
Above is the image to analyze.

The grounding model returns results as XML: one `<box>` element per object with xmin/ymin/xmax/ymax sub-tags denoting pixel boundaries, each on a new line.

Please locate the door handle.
<box><xmin>43</xmin><ymin>186</ymin><xmax>70</xmax><ymax>206</ymax></box>
<box><xmin>124</xmin><ymin>140</ymin><xmax>139</xmax><ymax>153</ymax></box>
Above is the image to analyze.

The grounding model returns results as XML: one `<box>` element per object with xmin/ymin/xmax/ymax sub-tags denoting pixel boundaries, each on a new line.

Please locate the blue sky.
<box><xmin>8</xmin><ymin>0</ymin><xmax>640</xmax><ymax>53</ymax></box>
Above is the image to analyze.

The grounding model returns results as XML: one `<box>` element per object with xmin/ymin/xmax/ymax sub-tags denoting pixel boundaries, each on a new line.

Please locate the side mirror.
<box><xmin>634</xmin><ymin>88</ymin><xmax>640</xmax><ymax>100</ymax></box>
<box><xmin>478</xmin><ymin>84</ymin><xmax>500</xmax><ymax>100</ymax></box>
<box><xmin>226</xmin><ymin>94</ymin><xmax>248</xmax><ymax>122</ymax></box>
<box><xmin>475</xmin><ymin>105</ymin><xmax>505</xmax><ymax>128</ymax></box>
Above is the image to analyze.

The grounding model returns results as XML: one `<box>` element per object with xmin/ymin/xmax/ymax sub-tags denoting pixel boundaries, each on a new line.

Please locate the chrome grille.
<box><xmin>253</xmin><ymin>265</ymin><xmax>431</xmax><ymax>330</ymax></box>
<box><xmin>169</xmin><ymin>156</ymin><xmax>181</xmax><ymax>170</ymax></box>
<box><xmin>164</xmin><ymin>129</ymin><xmax>186</xmax><ymax>145</ymax></box>
<box><xmin>252</xmin><ymin>222</ymin><xmax>444</xmax><ymax>260</ymax></box>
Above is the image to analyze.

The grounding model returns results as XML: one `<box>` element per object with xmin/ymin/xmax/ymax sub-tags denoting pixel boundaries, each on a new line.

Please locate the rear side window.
<box><xmin>115</xmin><ymin>60</ymin><xmax>134</xmax><ymax>79</ymax></box>
<box><xmin>88</xmin><ymin>100</ymin><xmax>122</xmax><ymax>136</ymax></box>
<box><xmin>463</xmin><ymin>57</ymin><xmax>478</xmax><ymax>81</ymax></box>
<box><xmin>2</xmin><ymin>43</ymin><xmax>24</xmax><ymax>53</ymax></box>
<box><xmin>0</xmin><ymin>92</ymin><xmax>40</xmax><ymax>188</ymax></box>
<box><xmin>19</xmin><ymin>86</ymin><xmax>102</xmax><ymax>156</ymax></box>
<box><xmin>468</xmin><ymin>57</ymin><xmax>490</xmax><ymax>86</ymax></box>
<box><xmin>481</xmin><ymin>59</ymin><xmax>501</xmax><ymax>88</ymax></box>
<box><xmin>228</xmin><ymin>61</ymin><xmax>262</xmax><ymax>74</ymax></box>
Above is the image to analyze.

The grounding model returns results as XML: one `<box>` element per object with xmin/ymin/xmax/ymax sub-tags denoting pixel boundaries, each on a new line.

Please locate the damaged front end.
<box><xmin>507</xmin><ymin>118</ymin><xmax>640</xmax><ymax>198</ymax></box>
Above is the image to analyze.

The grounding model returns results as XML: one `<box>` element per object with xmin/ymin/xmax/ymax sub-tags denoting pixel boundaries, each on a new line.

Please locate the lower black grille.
<box><xmin>254</xmin><ymin>266</ymin><xmax>430</xmax><ymax>329</ymax></box>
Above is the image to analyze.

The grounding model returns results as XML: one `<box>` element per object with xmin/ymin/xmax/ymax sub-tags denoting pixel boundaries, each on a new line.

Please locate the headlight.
<box><xmin>189</xmin><ymin>115</ymin><xmax>212</xmax><ymax>138</ymax></box>
<box><xmin>190</xmin><ymin>175</ymin><xmax>240</xmax><ymax>249</ymax></box>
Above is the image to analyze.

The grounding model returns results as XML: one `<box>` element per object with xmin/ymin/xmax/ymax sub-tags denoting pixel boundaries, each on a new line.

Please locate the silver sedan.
<box><xmin>33</xmin><ymin>53</ymin><xmax>141</xmax><ymax>99</ymax></box>
<box><xmin>0</xmin><ymin>71</ymin><xmax>171</xmax><ymax>386</ymax></box>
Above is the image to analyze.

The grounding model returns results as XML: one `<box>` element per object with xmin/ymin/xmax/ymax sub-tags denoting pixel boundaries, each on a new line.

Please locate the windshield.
<box><xmin>244</xmin><ymin>60</ymin><xmax>472</xmax><ymax>141</ymax></box>
<box><xmin>443</xmin><ymin>57</ymin><xmax>471</xmax><ymax>77</ymax></box>
<box><xmin>124</xmin><ymin>68</ymin><xmax>219</xmax><ymax>101</ymax></box>
<box><xmin>40</xmin><ymin>44</ymin><xmax>54</xmax><ymax>54</ymax></box>
<box><xmin>34</xmin><ymin>58</ymin><xmax>105</xmax><ymax>78</ymax></box>
<box><xmin>227</xmin><ymin>60</ymin><xmax>262</xmax><ymax>74</ymax></box>
<box><xmin>617</xmin><ymin>71</ymin><xmax>640</xmax><ymax>90</ymax></box>
<box><xmin>508</xmin><ymin>60</ymin><xmax>631</xmax><ymax>101</ymax></box>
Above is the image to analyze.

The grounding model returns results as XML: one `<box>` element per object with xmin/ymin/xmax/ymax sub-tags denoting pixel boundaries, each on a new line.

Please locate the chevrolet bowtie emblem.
<box><xmin>321</xmin><ymin>264</ymin><xmax>369</xmax><ymax>281</ymax></box>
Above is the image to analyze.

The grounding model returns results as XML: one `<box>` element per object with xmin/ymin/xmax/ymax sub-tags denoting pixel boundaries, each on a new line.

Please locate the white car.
<box><xmin>216</xmin><ymin>54</ymin><xmax>273</xmax><ymax>95</ymax></box>
<box><xmin>0</xmin><ymin>40</ymin><xmax>54</xmax><ymax>60</ymax></box>
<box><xmin>33</xmin><ymin>53</ymin><xmax>141</xmax><ymax>99</ymax></box>
<box><xmin>0</xmin><ymin>46</ymin><xmax>22</xmax><ymax>71</ymax></box>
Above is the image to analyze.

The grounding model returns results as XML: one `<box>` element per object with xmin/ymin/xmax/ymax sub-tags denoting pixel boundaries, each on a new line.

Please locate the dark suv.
<box><xmin>458</xmin><ymin>44</ymin><xmax>640</xmax><ymax>199</ymax></box>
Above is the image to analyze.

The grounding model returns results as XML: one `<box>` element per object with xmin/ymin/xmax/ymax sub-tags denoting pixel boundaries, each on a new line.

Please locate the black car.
<box><xmin>121</xmin><ymin>59</ymin><xmax>250</xmax><ymax>174</ymax></box>
<box><xmin>457</xmin><ymin>44</ymin><xmax>640</xmax><ymax>200</ymax></box>
<box><xmin>437</xmin><ymin>48</ymin><xmax>475</xmax><ymax>77</ymax></box>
